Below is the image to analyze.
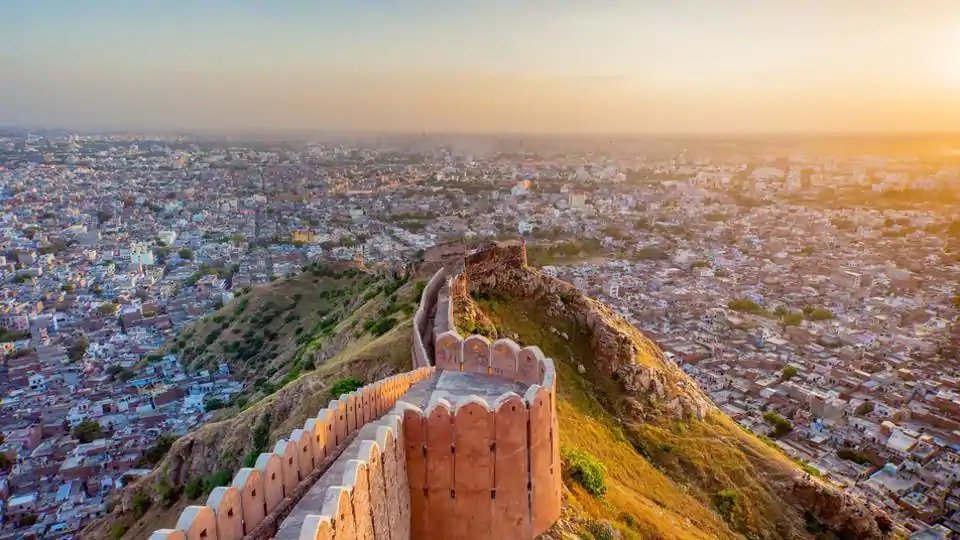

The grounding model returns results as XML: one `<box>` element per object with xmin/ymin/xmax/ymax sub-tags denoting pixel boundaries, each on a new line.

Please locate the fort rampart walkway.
<box><xmin>150</xmin><ymin>248</ymin><xmax>562</xmax><ymax>540</ymax></box>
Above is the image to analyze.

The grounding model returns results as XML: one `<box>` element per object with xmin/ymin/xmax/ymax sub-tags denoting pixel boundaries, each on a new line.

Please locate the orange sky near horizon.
<box><xmin>2</xmin><ymin>1</ymin><xmax>959</xmax><ymax>133</ymax></box>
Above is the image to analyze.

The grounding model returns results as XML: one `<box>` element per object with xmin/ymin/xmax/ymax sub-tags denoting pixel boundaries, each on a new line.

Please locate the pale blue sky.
<box><xmin>2</xmin><ymin>1</ymin><xmax>959</xmax><ymax>133</ymax></box>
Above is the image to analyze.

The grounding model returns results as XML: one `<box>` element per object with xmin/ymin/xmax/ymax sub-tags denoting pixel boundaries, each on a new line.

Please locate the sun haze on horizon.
<box><xmin>2</xmin><ymin>0</ymin><xmax>959</xmax><ymax>134</ymax></box>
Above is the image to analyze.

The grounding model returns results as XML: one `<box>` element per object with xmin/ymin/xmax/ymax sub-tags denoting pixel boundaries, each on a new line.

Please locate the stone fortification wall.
<box><xmin>296</xmin><ymin>403</ymin><xmax>415</xmax><ymax>540</ymax></box>
<box><xmin>404</xmin><ymin>336</ymin><xmax>562</xmax><ymax>539</ymax></box>
<box><xmin>296</xmin><ymin>257</ymin><xmax>561</xmax><ymax>540</ymax></box>
<box><xmin>296</xmin><ymin>335</ymin><xmax>561</xmax><ymax>540</ymax></box>
<box><xmin>411</xmin><ymin>269</ymin><xmax>447</xmax><ymax>368</ymax></box>
<box><xmin>155</xmin><ymin>248</ymin><xmax>563</xmax><ymax>540</ymax></box>
<box><xmin>149</xmin><ymin>368</ymin><xmax>434</xmax><ymax>540</ymax></box>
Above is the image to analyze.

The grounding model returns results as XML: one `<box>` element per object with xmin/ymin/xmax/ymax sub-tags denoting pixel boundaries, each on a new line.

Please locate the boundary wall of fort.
<box><xmin>148</xmin><ymin>368</ymin><xmax>433</xmax><ymax>540</ymax></box>
<box><xmin>151</xmin><ymin>247</ymin><xmax>562</xmax><ymax>540</ymax></box>
<box><xmin>296</xmin><ymin>261</ymin><xmax>561</xmax><ymax>540</ymax></box>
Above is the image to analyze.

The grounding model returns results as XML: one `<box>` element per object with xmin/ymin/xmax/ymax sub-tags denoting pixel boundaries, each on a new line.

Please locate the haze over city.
<box><xmin>3</xmin><ymin>3</ymin><xmax>960</xmax><ymax>540</ymax></box>
<box><xmin>3</xmin><ymin>0</ymin><xmax>960</xmax><ymax>134</ymax></box>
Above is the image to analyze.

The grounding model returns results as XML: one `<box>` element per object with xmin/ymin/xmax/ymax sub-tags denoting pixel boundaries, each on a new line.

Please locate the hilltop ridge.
<box><xmin>84</xmin><ymin>243</ymin><xmax>891</xmax><ymax>540</ymax></box>
<box><xmin>450</xmin><ymin>241</ymin><xmax>890</xmax><ymax>539</ymax></box>
<box><xmin>81</xmin><ymin>266</ymin><xmax>424</xmax><ymax>540</ymax></box>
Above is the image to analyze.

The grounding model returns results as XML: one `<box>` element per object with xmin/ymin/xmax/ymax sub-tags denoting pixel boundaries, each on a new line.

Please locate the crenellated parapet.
<box><xmin>297</xmin><ymin>264</ymin><xmax>562</xmax><ymax>540</ymax></box>
<box><xmin>153</xmin><ymin>256</ymin><xmax>562</xmax><ymax>540</ymax></box>
<box><xmin>150</xmin><ymin>368</ymin><xmax>434</xmax><ymax>540</ymax></box>
<box><xmin>297</xmin><ymin>344</ymin><xmax>561</xmax><ymax>540</ymax></box>
<box><xmin>399</xmin><ymin>377</ymin><xmax>561</xmax><ymax>539</ymax></box>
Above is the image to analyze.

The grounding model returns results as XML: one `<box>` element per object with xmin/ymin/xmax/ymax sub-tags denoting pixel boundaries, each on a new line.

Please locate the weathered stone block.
<box><xmin>175</xmin><ymin>505</ymin><xmax>218</xmax><ymax>540</ymax></box>
<box><xmin>207</xmin><ymin>486</ymin><xmax>244</xmax><ymax>540</ymax></box>
<box><xmin>232</xmin><ymin>467</ymin><xmax>266</xmax><ymax>535</ymax></box>
<box><xmin>254</xmin><ymin>453</ymin><xmax>284</xmax><ymax>514</ymax></box>
<box><xmin>435</xmin><ymin>331</ymin><xmax>463</xmax><ymax>371</ymax></box>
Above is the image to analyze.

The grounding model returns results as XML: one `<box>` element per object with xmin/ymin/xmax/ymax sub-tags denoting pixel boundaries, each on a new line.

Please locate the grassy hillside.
<box><xmin>471</xmin><ymin>295</ymin><xmax>826</xmax><ymax>540</ymax></box>
<box><xmin>158</xmin><ymin>261</ymin><xmax>416</xmax><ymax>403</ymax></box>
<box><xmin>84</xmin><ymin>265</ymin><xmax>425</xmax><ymax>540</ymax></box>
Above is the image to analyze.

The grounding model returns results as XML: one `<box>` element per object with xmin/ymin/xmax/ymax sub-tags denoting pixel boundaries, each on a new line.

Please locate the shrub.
<box><xmin>364</xmin><ymin>316</ymin><xmax>397</xmax><ymax>337</ymax></box>
<box><xmin>109</xmin><ymin>522</ymin><xmax>130</xmax><ymax>540</ymax></box>
<box><xmin>184</xmin><ymin>478</ymin><xmax>203</xmax><ymax>500</ymax></box>
<box><xmin>583</xmin><ymin>520</ymin><xmax>617</xmax><ymax>540</ymax></box>
<box><xmin>762</xmin><ymin>411</ymin><xmax>793</xmax><ymax>438</ymax></box>
<box><xmin>140</xmin><ymin>434</ymin><xmax>176</xmax><ymax>466</ymax></box>
<box><xmin>804</xmin><ymin>510</ymin><xmax>825</xmax><ymax>533</ymax></box>
<box><xmin>714</xmin><ymin>488</ymin><xmax>739</xmax><ymax>521</ymax></box>
<box><xmin>562</xmin><ymin>448</ymin><xmax>607</xmax><ymax>496</ymax></box>
<box><xmin>156</xmin><ymin>479</ymin><xmax>179</xmax><ymax>508</ymax></box>
<box><xmin>204</xmin><ymin>398</ymin><xmax>225</xmax><ymax>412</ymax></box>
<box><xmin>202</xmin><ymin>470</ymin><xmax>233</xmax><ymax>494</ymax></box>
<box><xmin>331</xmin><ymin>377</ymin><xmax>364</xmax><ymax>398</ymax></box>
<box><xmin>131</xmin><ymin>491</ymin><xmax>152</xmax><ymax>518</ymax></box>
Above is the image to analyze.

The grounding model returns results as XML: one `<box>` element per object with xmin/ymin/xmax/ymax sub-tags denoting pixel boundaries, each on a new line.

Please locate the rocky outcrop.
<box><xmin>458</xmin><ymin>243</ymin><xmax>711</xmax><ymax>420</ymax></box>
<box><xmin>791</xmin><ymin>476</ymin><xmax>891</xmax><ymax>538</ymax></box>
<box><xmin>454</xmin><ymin>242</ymin><xmax>890</xmax><ymax>540</ymax></box>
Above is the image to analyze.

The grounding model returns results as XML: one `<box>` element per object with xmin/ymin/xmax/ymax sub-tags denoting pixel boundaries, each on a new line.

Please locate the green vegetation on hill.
<box><xmin>84</xmin><ymin>265</ymin><xmax>425</xmax><ymax>540</ymax></box>
<box><xmin>161</xmin><ymin>263</ymin><xmax>419</xmax><ymax>405</ymax></box>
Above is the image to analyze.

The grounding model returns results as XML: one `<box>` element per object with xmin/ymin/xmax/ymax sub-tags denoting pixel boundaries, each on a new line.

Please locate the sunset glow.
<box><xmin>2</xmin><ymin>1</ymin><xmax>959</xmax><ymax>133</ymax></box>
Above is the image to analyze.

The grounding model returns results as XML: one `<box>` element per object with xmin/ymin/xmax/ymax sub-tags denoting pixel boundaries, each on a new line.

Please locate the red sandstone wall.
<box><xmin>405</xmin><ymin>324</ymin><xmax>562</xmax><ymax>540</ymax></box>
<box><xmin>152</xmin><ymin>367</ymin><xmax>434</xmax><ymax>540</ymax></box>
<box><xmin>401</xmin><ymin>384</ymin><xmax>561</xmax><ymax>539</ymax></box>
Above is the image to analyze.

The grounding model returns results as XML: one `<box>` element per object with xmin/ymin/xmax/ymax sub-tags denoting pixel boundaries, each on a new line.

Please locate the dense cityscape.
<box><xmin>0</xmin><ymin>131</ymin><xmax>958</xmax><ymax>539</ymax></box>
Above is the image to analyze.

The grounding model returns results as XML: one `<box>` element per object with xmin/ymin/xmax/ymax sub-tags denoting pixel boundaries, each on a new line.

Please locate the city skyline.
<box><xmin>3</xmin><ymin>1</ymin><xmax>960</xmax><ymax>134</ymax></box>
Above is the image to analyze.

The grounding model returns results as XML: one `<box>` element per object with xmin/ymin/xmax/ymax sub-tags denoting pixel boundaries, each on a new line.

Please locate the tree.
<box><xmin>762</xmin><ymin>412</ymin><xmax>793</xmax><ymax>438</ymax></box>
<box><xmin>178</xmin><ymin>248</ymin><xmax>194</xmax><ymax>260</ymax></box>
<box><xmin>73</xmin><ymin>419</ymin><xmax>103</xmax><ymax>443</ymax></box>
<box><xmin>728</xmin><ymin>298</ymin><xmax>764</xmax><ymax>314</ymax></box>
<box><xmin>97</xmin><ymin>303</ymin><xmax>120</xmax><ymax>317</ymax></box>
<box><xmin>68</xmin><ymin>336</ymin><xmax>89</xmax><ymax>362</ymax></box>
<box><xmin>782</xmin><ymin>365</ymin><xmax>798</xmax><ymax>381</ymax></box>
<box><xmin>802</xmin><ymin>306</ymin><xmax>835</xmax><ymax>321</ymax></box>
<box><xmin>781</xmin><ymin>312</ymin><xmax>804</xmax><ymax>326</ymax></box>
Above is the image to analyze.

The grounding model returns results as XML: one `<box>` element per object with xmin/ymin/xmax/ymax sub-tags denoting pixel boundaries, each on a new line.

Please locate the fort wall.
<box><xmin>152</xmin><ymin>249</ymin><xmax>561</xmax><ymax>540</ymax></box>
<box><xmin>150</xmin><ymin>368</ymin><xmax>433</xmax><ymax>540</ymax></box>
<box><xmin>298</xmin><ymin>260</ymin><xmax>561</xmax><ymax>540</ymax></box>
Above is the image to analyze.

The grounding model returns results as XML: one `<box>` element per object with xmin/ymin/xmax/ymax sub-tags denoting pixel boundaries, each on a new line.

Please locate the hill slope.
<box><xmin>455</xmin><ymin>255</ymin><xmax>890</xmax><ymax>540</ymax></box>
<box><xmin>82</xmin><ymin>265</ymin><xmax>425</xmax><ymax>540</ymax></box>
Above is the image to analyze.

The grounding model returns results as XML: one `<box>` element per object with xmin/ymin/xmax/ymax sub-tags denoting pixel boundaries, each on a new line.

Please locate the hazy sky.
<box><xmin>2</xmin><ymin>1</ymin><xmax>959</xmax><ymax>134</ymax></box>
